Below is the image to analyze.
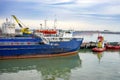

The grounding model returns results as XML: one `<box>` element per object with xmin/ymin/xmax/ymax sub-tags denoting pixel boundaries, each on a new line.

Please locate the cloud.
<box><xmin>0</xmin><ymin>0</ymin><xmax>120</xmax><ymax>31</ymax></box>
<box><xmin>6</xmin><ymin>0</ymin><xmax>72</xmax><ymax>4</ymax></box>
<box><xmin>101</xmin><ymin>5</ymin><xmax>120</xmax><ymax>15</ymax></box>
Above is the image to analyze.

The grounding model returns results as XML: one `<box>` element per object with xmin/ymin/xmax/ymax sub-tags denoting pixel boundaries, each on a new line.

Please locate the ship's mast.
<box><xmin>54</xmin><ymin>15</ymin><xmax>57</xmax><ymax>29</ymax></box>
<box><xmin>44</xmin><ymin>20</ymin><xmax>47</xmax><ymax>29</ymax></box>
<box><xmin>40</xmin><ymin>24</ymin><xmax>42</xmax><ymax>30</ymax></box>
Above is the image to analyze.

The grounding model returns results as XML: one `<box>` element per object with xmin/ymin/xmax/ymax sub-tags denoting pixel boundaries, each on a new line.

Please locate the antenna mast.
<box><xmin>44</xmin><ymin>20</ymin><xmax>47</xmax><ymax>29</ymax></box>
<box><xmin>54</xmin><ymin>15</ymin><xmax>57</xmax><ymax>29</ymax></box>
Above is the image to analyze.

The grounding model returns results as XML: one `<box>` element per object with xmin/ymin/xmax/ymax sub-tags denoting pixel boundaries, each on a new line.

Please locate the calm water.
<box><xmin>0</xmin><ymin>50</ymin><xmax>120</xmax><ymax>80</ymax></box>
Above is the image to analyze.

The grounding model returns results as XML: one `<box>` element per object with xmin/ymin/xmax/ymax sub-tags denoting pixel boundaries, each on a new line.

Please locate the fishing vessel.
<box><xmin>0</xmin><ymin>15</ymin><xmax>83</xmax><ymax>59</ymax></box>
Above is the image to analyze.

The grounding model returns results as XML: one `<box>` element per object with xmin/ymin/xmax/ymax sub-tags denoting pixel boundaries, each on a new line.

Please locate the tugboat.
<box><xmin>92</xmin><ymin>35</ymin><xmax>106</xmax><ymax>52</ymax></box>
<box><xmin>0</xmin><ymin>15</ymin><xmax>83</xmax><ymax>59</ymax></box>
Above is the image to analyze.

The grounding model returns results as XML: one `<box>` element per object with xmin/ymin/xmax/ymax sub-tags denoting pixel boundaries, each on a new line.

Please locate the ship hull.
<box><xmin>0</xmin><ymin>38</ymin><xmax>83</xmax><ymax>59</ymax></box>
<box><xmin>0</xmin><ymin>51</ymin><xmax>78</xmax><ymax>59</ymax></box>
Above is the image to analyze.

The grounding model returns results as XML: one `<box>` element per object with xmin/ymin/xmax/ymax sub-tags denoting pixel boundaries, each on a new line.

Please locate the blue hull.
<box><xmin>0</xmin><ymin>38</ymin><xmax>83</xmax><ymax>58</ymax></box>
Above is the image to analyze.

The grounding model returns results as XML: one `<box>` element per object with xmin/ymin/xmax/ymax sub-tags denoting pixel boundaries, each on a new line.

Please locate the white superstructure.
<box><xmin>2</xmin><ymin>18</ymin><xmax>15</xmax><ymax>35</ymax></box>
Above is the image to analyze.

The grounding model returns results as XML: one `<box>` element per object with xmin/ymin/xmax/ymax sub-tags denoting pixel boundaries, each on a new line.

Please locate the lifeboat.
<box><xmin>36</xmin><ymin>29</ymin><xmax>57</xmax><ymax>34</ymax></box>
<box><xmin>92</xmin><ymin>47</ymin><xmax>106</xmax><ymax>52</ymax></box>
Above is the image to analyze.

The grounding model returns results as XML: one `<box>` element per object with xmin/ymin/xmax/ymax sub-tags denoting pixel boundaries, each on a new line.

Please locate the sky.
<box><xmin>0</xmin><ymin>0</ymin><xmax>120</xmax><ymax>31</ymax></box>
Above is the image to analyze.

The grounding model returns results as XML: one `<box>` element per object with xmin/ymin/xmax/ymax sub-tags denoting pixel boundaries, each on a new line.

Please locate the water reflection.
<box><xmin>0</xmin><ymin>54</ymin><xmax>81</xmax><ymax>80</ymax></box>
<box><xmin>119</xmin><ymin>51</ymin><xmax>120</xmax><ymax>57</ymax></box>
<box><xmin>79</xmin><ymin>50</ymin><xmax>120</xmax><ymax>80</ymax></box>
<box><xmin>106</xmin><ymin>50</ymin><xmax>120</xmax><ymax>58</ymax></box>
<box><xmin>93</xmin><ymin>52</ymin><xmax>103</xmax><ymax>63</ymax></box>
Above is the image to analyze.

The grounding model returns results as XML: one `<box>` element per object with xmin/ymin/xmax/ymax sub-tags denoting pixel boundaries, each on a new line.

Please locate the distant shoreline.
<box><xmin>75</xmin><ymin>30</ymin><xmax>120</xmax><ymax>34</ymax></box>
<box><xmin>0</xmin><ymin>28</ymin><xmax>120</xmax><ymax>34</ymax></box>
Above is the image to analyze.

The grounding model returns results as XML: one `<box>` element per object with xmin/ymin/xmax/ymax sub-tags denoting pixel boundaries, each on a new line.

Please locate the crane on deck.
<box><xmin>11</xmin><ymin>15</ymin><xmax>31</xmax><ymax>35</ymax></box>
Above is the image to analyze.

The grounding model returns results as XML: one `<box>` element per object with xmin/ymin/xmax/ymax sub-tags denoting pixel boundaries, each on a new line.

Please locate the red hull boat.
<box><xmin>92</xmin><ymin>47</ymin><xmax>106</xmax><ymax>52</ymax></box>
<box><xmin>105</xmin><ymin>44</ymin><xmax>120</xmax><ymax>50</ymax></box>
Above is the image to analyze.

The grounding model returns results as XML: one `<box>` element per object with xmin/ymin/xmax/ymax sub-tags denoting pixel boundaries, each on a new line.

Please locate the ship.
<box><xmin>0</xmin><ymin>15</ymin><xmax>83</xmax><ymax>59</ymax></box>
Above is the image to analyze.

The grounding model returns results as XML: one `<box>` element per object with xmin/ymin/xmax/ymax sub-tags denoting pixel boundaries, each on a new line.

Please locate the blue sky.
<box><xmin>0</xmin><ymin>0</ymin><xmax>120</xmax><ymax>31</ymax></box>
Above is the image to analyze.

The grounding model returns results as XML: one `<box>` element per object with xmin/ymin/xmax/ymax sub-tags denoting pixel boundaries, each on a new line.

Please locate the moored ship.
<box><xmin>0</xmin><ymin>15</ymin><xmax>83</xmax><ymax>59</ymax></box>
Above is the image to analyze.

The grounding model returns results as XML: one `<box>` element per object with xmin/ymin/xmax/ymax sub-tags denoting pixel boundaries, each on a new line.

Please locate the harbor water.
<box><xmin>0</xmin><ymin>33</ymin><xmax>120</xmax><ymax>80</ymax></box>
<box><xmin>0</xmin><ymin>51</ymin><xmax>120</xmax><ymax>80</ymax></box>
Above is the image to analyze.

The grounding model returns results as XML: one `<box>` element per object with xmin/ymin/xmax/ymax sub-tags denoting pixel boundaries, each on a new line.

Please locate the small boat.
<box><xmin>92</xmin><ymin>47</ymin><xmax>106</xmax><ymax>52</ymax></box>
<box><xmin>92</xmin><ymin>35</ymin><xmax>106</xmax><ymax>52</ymax></box>
<box><xmin>36</xmin><ymin>29</ymin><xmax>57</xmax><ymax>34</ymax></box>
<box><xmin>105</xmin><ymin>44</ymin><xmax>120</xmax><ymax>50</ymax></box>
